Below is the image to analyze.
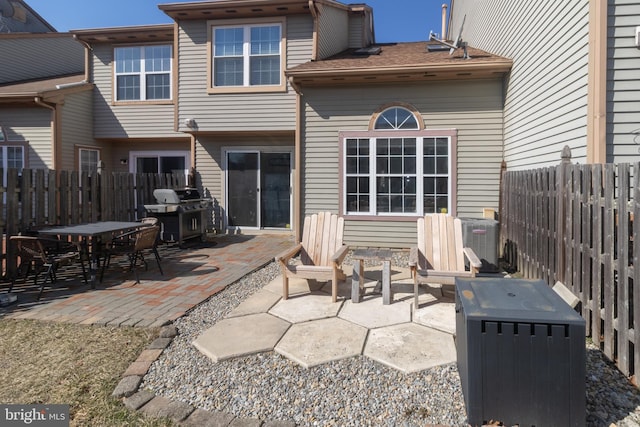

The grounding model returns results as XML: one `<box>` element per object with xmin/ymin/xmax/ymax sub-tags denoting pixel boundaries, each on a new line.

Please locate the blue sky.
<box><xmin>26</xmin><ymin>0</ymin><xmax>451</xmax><ymax>42</ymax></box>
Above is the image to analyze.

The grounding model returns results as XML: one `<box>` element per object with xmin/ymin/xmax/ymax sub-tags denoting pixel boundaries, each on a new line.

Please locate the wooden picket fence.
<box><xmin>501</xmin><ymin>147</ymin><xmax>639</xmax><ymax>383</ymax></box>
<box><xmin>0</xmin><ymin>168</ymin><xmax>187</xmax><ymax>279</ymax></box>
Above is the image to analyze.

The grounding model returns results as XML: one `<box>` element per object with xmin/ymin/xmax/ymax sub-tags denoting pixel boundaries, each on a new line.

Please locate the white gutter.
<box><xmin>55</xmin><ymin>80</ymin><xmax>88</xmax><ymax>90</ymax></box>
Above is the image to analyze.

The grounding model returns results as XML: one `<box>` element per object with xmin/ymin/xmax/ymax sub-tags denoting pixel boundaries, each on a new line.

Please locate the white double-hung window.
<box><xmin>342</xmin><ymin>107</ymin><xmax>456</xmax><ymax>217</ymax></box>
<box><xmin>114</xmin><ymin>45</ymin><xmax>172</xmax><ymax>101</ymax></box>
<box><xmin>211</xmin><ymin>19</ymin><xmax>284</xmax><ymax>91</ymax></box>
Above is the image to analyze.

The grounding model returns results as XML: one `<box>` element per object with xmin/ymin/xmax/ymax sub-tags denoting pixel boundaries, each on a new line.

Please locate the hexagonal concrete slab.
<box><xmin>363</xmin><ymin>323</ymin><xmax>456</xmax><ymax>373</ymax></box>
<box><xmin>338</xmin><ymin>298</ymin><xmax>411</xmax><ymax>329</ymax></box>
<box><xmin>413</xmin><ymin>294</ymin><xmax>456</xmax><ymax>335</ymax></box>
<box><xmin>275</xmin><ymin>317</ymin><xmax>367</xmax><ymax>368</ymax></box>
<box><xmin>269</xmin><ymin>292</ymin><xmax>343</xmax><ymax>323</ymax></box>
<box><xmin>193</xmin><ymin>313</ymin><xmax>290</xmax><ymax>362</ymax></box>
<box><xmin>227</xmin><ymin>288</ymin><xmax>281</xmax><ymax>318</ymax></box>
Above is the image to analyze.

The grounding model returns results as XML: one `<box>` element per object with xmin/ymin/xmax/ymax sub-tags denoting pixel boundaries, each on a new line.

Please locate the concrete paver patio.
<box><xmin>0</xmin><ymin>232</ymin><xmax>459</xmax><ymax>374</ymax></box>
<box><xmin>0</xmin><ymin>234</ymin><xmax>295</xmax><ymax>327</ymax></box>
<box><xmin>193</xmin><ymin>267</ymin><xmax>459</xmax><ymax>373</ymax></box>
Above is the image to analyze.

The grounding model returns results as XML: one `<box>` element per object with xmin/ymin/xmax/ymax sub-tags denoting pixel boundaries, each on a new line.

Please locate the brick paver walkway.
<box><xmin>0</xmin><ymin>234</ymin><xmax>294</xmax><ymax>327</ymax></box>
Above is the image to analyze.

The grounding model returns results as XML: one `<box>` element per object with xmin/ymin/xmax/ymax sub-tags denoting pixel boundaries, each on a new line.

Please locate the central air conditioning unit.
<box><xmin>460</xmin><ymin>218</ymin><xmax>499</xmax><ymax>273</ymax></box>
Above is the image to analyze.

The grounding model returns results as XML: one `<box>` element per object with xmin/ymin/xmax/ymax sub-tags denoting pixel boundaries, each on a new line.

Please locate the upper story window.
<box><xmin>114</xmin><ymin>45</ymin><xmax>172</xmax><ymax>102</ymax></box>
<box><xmin>209</xmin><ymin>18</ymin><xmax>286</xmax><ymax>93</ymax></box>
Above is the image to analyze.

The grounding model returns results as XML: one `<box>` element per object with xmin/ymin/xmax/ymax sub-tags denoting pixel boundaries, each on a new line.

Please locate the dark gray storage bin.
<box><xmin>455</xmin><ymin>277</ymin><xmax>585</xmax><ymax>427</ymax></box>
<box><xmin>460</xmin><ymin>218</ymin><xmax>499</xmax><ymax>273</ymax></box>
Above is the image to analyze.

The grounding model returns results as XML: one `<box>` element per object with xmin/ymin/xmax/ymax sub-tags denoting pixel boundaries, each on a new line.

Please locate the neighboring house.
<box><xmin>70</xmin><ymin>0</ymin><xmax>513</xmax><ymax>247</ymax></box>
<box><xmin>449</xmin><ymin>0</ymin><xmax>640</xmax><ymax>168</ymax></box>
<box><xmin>0</xmin><ymin>31</ymin><xmax>92</xmax><ymax>173</ymax></box>
<box><xmin>0</xmin><ymin>0</ymin><xmax>55</xmax><ymax>33</ymax></box>
<box><xmin>72</xmin><ymin>25</ymin><xmax>191</xmax><ymax>179</ymax></box>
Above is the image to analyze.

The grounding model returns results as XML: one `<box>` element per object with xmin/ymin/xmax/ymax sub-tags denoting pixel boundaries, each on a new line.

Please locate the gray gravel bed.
<box><xmin>141</xmin><ymin>252</ymin><xmax>640</xmax><ymax>426</ymax></box>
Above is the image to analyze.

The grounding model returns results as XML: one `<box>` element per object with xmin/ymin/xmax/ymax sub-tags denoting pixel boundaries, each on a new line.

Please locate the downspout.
<box><xmin>309</xmin><ymin>0</ymin><xmax>319</xmax><ymax>61</ymax></box>
<box><xmin>289</xmin><ymin>76</ymin><xmax>303</xmax><ymax>243</ymax></box>
<box><xmin>190</xmin><ymin>134</ymin><xmax>196</xmax><ymax>171</ymax></box>
<box><xmin>587</xmin><ymin>0</ymin><xmax>607</xmax><ymax>163</ymax></box>
<box><xmin>73</xmin><ymin>35</ymin><xmax>93</xmax><ymax>84</ymax></box>
<box><xmin>34</xmin><ymin>96</ymin><xmax>59</xmax><ymax>170</ymax></box>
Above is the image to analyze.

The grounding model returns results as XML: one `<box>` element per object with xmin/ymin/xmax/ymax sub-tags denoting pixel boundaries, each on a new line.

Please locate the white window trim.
<box><xmin>212</xmin><ymin>23</ymin><xmax>282</xmax><ymax>88</ymax></box>
<box><xmin>113</xmin><ymin>44</ymin><xmax>173</xmax><ymax>102</ymax></box>
<box><xmin>339</xmin><ymin>130</ymin><xmax>458</xmax><ymax>219</ymax></box>
<box><xmin>208</xmin><ymin>17</ymin><xmax>287</xmax><ymax>94</ymax></box>
<box><xmin>0</xmin><ymin>144</ymin><xmax>25</xmax><ymax>183</ymax></box>
<box><xmin>78</xmin><ymin>147</ymin><xmax>100</xmax><ymax>174</ymax></box>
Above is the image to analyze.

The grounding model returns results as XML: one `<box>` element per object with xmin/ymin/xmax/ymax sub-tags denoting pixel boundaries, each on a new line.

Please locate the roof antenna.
<box><xmin>428</xmin><ymin>15</ymin><xmax>470</xmax><ymax>59</ymax></box>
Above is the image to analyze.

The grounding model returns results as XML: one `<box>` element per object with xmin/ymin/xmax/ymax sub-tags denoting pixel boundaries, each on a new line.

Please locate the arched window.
<box><xmin>374</xmin><ymin>107</ymin><xmax>419</xmax><ymax>130</ymax></box>
<box><xmin>341</xmin><ymin>105</ymin><xmax>456</xmax><ymax>217</ymax></box>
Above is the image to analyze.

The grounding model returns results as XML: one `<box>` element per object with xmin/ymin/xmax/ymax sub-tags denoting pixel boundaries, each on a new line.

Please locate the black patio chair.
<box><xmin>9</xmin><ymin>235</ymin><xmax>87</xmax><ymax>300</ymax></box>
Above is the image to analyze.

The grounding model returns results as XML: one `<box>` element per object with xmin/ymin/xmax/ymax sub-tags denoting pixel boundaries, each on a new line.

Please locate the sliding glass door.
<box><xmin>226</xmin><ymin>150</ymin><xmax>291</xmax><ymax>229</ymax></box>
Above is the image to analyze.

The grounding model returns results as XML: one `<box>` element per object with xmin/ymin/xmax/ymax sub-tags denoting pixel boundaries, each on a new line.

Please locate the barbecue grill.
<box><xmin>144</xmin><ymin>188</ymin><xmax>210</xmax><ymax>246</ymax></box>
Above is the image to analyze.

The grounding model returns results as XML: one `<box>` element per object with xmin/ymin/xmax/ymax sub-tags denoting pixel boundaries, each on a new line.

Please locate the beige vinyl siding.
<box><xmin>107</xmin><ymin>140</ymin><xmax>190</xmax><ymax>173</ymax></box>
<box><xmin>301</xmin><ymin>80</ymin><xmax>504</xmax><ymax>248</ymax></box>
<box><xmin>451</xmin><ymin>0</ymin><xmax>590</xmax><ymax>169</ymax></box>
<box><xmin>348</xmin><ymin>9</ymin><xmax>373</xmax><ymax>49</ymax></box>
<box><xmin>59</xmin><ymin>90</ymin><xmax>94</xmax><ymax>171</ymax></box>
<box><xmin>0</xmin><ymin>35</ymin><xmax>84</xmax><ymax>84</ymax></box>
<box><xmin>315</xmin><ymin>3</ymin><xmax>350</xmax><ymax>59</ymax></box>
<box><xmin>348</xmin><ymin>13</ymin><xmax>365</xmax><ymax>48</ymax></box>
<box><xmin>175</xmin><ymin>16</ymin><xmax>312</xmax><ymax>133</ymax></box>
<box><xmin>607</xmin><ymin>0</ymin><xmax>640</xmax><ymax>163</ymax></box>
<box><xmin>0</xmin><ymin>107</ymin><xmax>52</xmax><ymax>170</ymax></box>
<box><xmin>91</xmin><ymin>44</ymin><xmax>180</xmax><ymax>139</ymax></box>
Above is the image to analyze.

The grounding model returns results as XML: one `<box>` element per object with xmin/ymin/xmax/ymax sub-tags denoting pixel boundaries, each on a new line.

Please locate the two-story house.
<box><xmin>72</xmin><ymin>0</ymin><xmax>512</xmax><ymax>247</ymax></box>
<box><xmin>449</xmin><ymin>0</ymin><xmax>640</xmax><ymax>169</ymax></box>
<box><xmin>0</xmin><ymin>1</ymin><xmax>92</xmax><ymax>174</ymax></box>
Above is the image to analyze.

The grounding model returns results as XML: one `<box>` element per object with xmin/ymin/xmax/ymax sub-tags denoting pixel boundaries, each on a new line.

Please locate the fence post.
<box><xmin>556</xmin><ymin>146</ymin><xmax>572</xmax><ymax>283</ymax></box>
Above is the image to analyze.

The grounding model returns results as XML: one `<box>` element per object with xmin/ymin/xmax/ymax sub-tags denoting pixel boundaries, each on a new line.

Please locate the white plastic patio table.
<box><xmin>351</xmin><ymin>248</ymin><xmax>392</xmax><ymax>304</ymax></box>
<box><xmin>38</xmin><ymin>221</ymin><xmax>147</xmax><ymax>289</ymax></box>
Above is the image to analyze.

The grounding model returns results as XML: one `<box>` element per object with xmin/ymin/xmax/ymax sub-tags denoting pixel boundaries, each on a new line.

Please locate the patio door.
<box><xmin>226</xmin><ymin>150</ymin><xmax>291</xmax><ymax>229</ymax></box>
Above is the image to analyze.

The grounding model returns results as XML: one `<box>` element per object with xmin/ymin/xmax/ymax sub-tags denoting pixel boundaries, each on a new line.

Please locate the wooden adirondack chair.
<box><xmin>409</xmin><ymin>214</ymin><xmax>482</xmax><ymax>310</ymax></box>
<box><xmin>276</xmin><ymin>212</ymin><xmax>349</xmax><ymax>302</ymax></box>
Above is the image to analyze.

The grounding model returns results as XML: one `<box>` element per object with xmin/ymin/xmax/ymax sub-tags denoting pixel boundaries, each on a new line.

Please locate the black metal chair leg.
<box><xmin>79</xmin><ymin>257</ymin><xmax>88</xmax><ymax>286</ymax></box>
<box><xmin>153</xmin><ymin>248</ymin><xmax>163</xmax><ymax>275</ymax></box>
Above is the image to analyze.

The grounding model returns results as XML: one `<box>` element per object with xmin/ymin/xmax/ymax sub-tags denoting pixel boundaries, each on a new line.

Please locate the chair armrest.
<box><xmin>463</xmin><ymin>247</ymin><xmax>483</xmax><ymax>270</ymax></box>
<box><xmin>408</xmin><ymin>247</ymin><xmax>419</xmax><ymax>268</ymax></box>
<box><xmin>275</xmin><ymin>243</ymin><xmax>302</xmax><ymax>264</ymax></box>
<box><xmin>112</xmin><ymin>229</ymin><xmax>139</xmax><ymax>241</ymax></box>
<box><xmin>331</xmin><ymin>245</ymin><xmax>349</xmax><ymax>265</ymax></box>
